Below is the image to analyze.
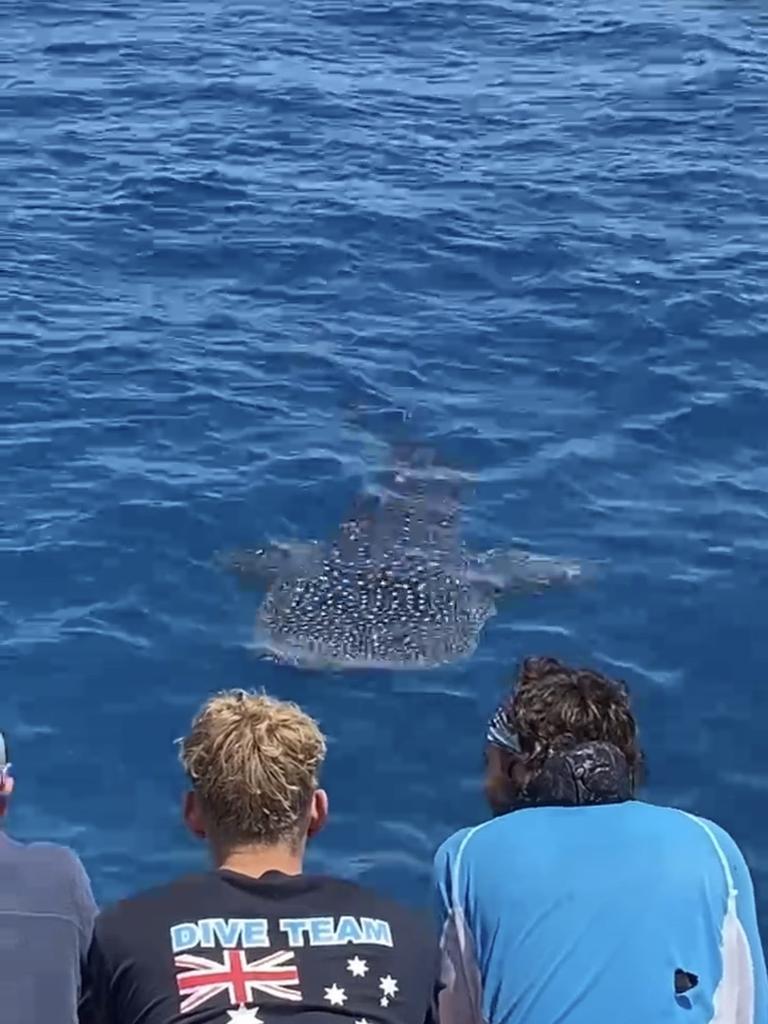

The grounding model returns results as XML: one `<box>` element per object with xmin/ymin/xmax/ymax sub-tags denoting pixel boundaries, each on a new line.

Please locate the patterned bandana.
<box><xmin>518</xmin><ymin>741</ymin><xmax>632</xmax><ymax>808</ymax></box>
<box><xmin>486</xmin><ymin>698</ymin><xmax>633</xmax><ymax>808</ymax></box>
<box><xmin>485</xmin><ymin>706</ymin><xmax>522</xmax><ymax>754</ymax></box>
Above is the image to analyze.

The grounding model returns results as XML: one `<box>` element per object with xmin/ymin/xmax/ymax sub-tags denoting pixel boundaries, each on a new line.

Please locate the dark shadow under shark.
<box><xmin>218</xmin><ymin>452</ymin><xmax>592</xmax><ymax>670</ymax></box>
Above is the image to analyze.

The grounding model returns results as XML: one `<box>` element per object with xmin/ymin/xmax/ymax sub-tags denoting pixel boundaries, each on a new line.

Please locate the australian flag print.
<box><xmin>175</xmin><ymin>949</ymin><xmax>301</xmax><ymax>1014</ymax></box>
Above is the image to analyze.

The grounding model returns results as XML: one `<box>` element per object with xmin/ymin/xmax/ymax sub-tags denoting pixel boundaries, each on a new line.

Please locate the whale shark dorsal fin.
<box><xmin>466</xmin><ymin>548</ymin><xmax>591</xmax><ymax>593</ymax></box>
<box><xmin>216</xmin><ymin>541</ymin><xmax>324</xmax><ymax>588</ymax></box>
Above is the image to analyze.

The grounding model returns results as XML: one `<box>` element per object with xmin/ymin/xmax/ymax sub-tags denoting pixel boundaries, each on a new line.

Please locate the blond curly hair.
<box><xmin>180</xmin><ymin>690</ymin><xmax>326</xmax><ymax>847</ymax></box>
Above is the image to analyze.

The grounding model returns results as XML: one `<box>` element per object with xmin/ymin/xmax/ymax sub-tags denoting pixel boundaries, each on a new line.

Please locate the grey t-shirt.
<box><xmin>0</xmin><ymin>831</ymin><xmax>97</xmax><ymax>1023</ymax></box>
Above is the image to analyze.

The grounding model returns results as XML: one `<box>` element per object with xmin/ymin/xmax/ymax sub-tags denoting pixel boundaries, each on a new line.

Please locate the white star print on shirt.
<box><xmin>227</xmin><ymin>1008</ymin><xmax>264</xmax><ymax>1024</ymax></box>
<box><xmin>347</xmin><ymin>956</ymin><xmax>369</xmax><ymax>978</ymax></box>
<box><xmin>379</xmin><ymin>975</ymin><xmax>399</xmax><ymax>999</ymax></box>
<box><xmin>324</xmin><ymin>984</ymin><xmax>347</xmax><ymax>1006</ymax></box>
<box><xmin>354</xmin><ymin>1019</ymin><xmax>371</xmax><ymax>1024</ymax></box>
<box><xmin>380</xmin><ymin>997</ymin><xmax>390</xmax><ymax>1008</ymax></box>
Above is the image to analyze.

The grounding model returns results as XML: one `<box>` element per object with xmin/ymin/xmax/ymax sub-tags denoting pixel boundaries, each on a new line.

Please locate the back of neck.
<box><xmin>217</xmin><ymin>842</ymin><xmax>304</xmax><ymax>880</ymax></box>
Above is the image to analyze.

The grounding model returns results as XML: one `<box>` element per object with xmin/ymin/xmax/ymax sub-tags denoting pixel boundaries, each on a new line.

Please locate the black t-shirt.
<box><xmin>79</xmin><ymin>870</ymin><xmax>439</xmax><ymax>1024</ymax></box>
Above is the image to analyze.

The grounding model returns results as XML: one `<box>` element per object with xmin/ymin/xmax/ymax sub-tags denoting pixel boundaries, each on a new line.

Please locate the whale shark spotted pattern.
<box><xmin>220</xmin><ymin>456</ymin><xmax>588</xmax><ymax>670</ymax></box>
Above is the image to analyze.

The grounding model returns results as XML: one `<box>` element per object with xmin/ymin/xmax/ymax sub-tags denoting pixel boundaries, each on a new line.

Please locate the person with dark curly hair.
<box><xmin>433</xmin><ymin>656</ymin><xmax>767</xmax><ymax>1024</ymax></box>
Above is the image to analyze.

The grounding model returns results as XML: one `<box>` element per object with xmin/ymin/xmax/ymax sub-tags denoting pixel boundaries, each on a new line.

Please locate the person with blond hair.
<box><xmin>79</xmin><ymin>691</ymin><xmax>437</xmax><ymax>1024</ymax></box>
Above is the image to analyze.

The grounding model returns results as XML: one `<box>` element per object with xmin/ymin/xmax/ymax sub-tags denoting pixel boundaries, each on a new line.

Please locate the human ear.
<box><xmin>307</xmin><ymin>789</ymin><xmax>328</xmax><ymax>839</ymax></box>
<box><xmin>183</xmin><ymin>790</ymin><xmax>207</xmax><ymax>840</ymax></box>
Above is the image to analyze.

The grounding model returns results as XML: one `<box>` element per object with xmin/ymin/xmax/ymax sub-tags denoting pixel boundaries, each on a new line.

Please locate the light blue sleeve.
<box><xmin>431</xmin><ymin>829</ymin><xmax>484</xmax><ymax>1024</ymax></box>
<box><xmin>709</xmin><ymin>821</ymin><xmax>768</xmax><ymax>1023</ymax></box>
<box><xmin>433</xmin><ymin>830</ymin><xmax>465</xmax><ymax>930</ymax></box>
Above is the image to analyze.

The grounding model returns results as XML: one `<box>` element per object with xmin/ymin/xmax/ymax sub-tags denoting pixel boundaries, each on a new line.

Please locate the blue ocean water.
<box><xmin>2</xmin><ymin>0</ymin><xmax>768</xmax><ymax>934</ymax></box>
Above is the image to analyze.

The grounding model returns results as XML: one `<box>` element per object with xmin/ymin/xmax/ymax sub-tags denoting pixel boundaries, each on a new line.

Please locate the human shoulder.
<box><xmin>434</xmin><ymin>817</ymin><xmax>528</xmax><ymax>875</ymax></box>
<box><xmin>434</xmin><ymin>825</ymin><xmax>478</xmax><ymax>866</ymax></box>
<box><xmin>630</xmin><ymin>803</ymin><xmax>743</xmax><ymax>851</ymax></box>
<box><xmin>0</xmin><ymin>837</ymin><xmax>95</xmax><ymax>937</ymax></box>
<box><xmin>671</xmin><ymin>811</ymin><xmax>750</xmax><ymax>872</ymax></box>
<box><xmin>13</xmin><ymin>838</ymin><xmax>91</xmax><ymax>888</ymax></box>
<box><xmin>619</xmin><ymin>803</ymin><xmax>755</xmax><ymax>888</ymax></box>
<box><xmin>680</xmin><ymin>811</ymin><xmax>742</xmax><ymax>848</ymax></box>
<box><xmin>432</xmin><ymin>823</ymin><xmax>501</xmax><ymax>907</ymax></box>
<box><xmin>12</xmin><ymin>836</ymin><xmax>82</xmax><ymax>866</ymax></box>
<box><xmin>308</xmin><ymin>875</ymin><xmax>435</xmax><ymax>946</ymax></box>
<box><xmin>314</xmin><ymin>875</ymin><xmax>433</xmax><ymax>922</ymax></box>
<box><xmin>95</xmin><ymin>872</ymin><xmax>213</xmax><ymax>937</ymax></box>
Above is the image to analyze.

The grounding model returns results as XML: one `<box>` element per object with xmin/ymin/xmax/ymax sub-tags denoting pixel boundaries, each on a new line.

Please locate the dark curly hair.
<box><xmin>509</xmin><ymin>656</ymin><xmax>644</xmax><ymax>789</ymax></box>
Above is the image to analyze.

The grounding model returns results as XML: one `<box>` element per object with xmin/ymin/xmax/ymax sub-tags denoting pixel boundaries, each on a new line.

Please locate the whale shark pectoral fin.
<box><xmin>466</xmin><ymin>548</ymin><xmax>595</xmax><ymax>594</ymax></box>
<box><xmin>214</xmin><ymin>546</ymin><xmax>284</xmax><ymax>587</ymax></box>
<box><xmin>215</xmin><ymin>541</ymin><xmax>324</xmax><ymax>588</ymax></box>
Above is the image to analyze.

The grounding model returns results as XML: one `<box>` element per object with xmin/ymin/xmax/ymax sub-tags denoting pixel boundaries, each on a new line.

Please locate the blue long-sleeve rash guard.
<box><xmin>433</xmin><ymin>801</ymin><xmax>767</xmax><ymax>1024</ymax></box>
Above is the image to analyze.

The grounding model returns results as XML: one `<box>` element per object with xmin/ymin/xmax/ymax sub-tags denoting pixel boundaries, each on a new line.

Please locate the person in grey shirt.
<box><xmin>0</xmin><ymin>732</ymin><xmax>97</xmax><ymax>1022</ymax></box>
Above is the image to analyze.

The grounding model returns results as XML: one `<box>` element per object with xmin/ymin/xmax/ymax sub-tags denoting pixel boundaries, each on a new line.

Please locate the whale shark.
<box><xmin>219</xmin><ymin>453</ymin><xmax>589</xmax><ymax>670</ymax></box>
